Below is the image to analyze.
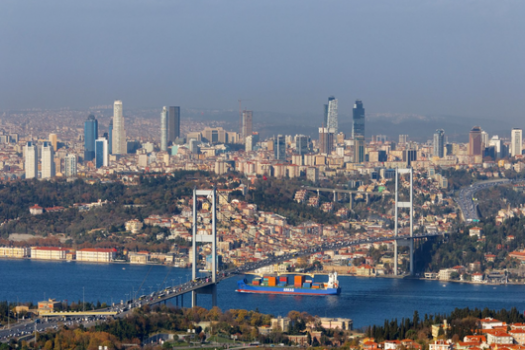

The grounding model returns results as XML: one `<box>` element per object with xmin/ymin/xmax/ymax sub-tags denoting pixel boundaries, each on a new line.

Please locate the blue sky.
<box><xmin>1</xmin><ymin>0</ymin><xmax>524</xmax><ymax>122</ymax></box>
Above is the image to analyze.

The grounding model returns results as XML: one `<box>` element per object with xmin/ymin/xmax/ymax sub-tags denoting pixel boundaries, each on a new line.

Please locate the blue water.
<box><xmin>1</xmin><ymin>259</ymin><xmax>524</xmax><ymax>328</ymax></box>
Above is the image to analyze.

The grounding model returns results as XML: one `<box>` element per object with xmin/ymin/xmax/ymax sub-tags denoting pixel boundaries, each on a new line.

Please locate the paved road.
<box><xmin>456</xmin><ymin>179</ymin><xmax>524</xmax><ymax>222</ymax></box>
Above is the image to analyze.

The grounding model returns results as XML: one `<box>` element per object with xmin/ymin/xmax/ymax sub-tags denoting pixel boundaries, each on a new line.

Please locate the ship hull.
<box><xmin>236</xmin><ymin>281</ymin><xmax>340</xmax><ymax>296</ymax></box>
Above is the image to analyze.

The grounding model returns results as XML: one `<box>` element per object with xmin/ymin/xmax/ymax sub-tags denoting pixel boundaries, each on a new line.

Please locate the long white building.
<box><xmin>112</xmin><ymin>100</ymin><xmax>127</xmax><ymax>155</ymax></box>
<box><xmin>76</xmin><ymin>248</ymin><xmax>116</xmax><ymax>263</ymax></box>
<box><xmin>31</xmin><ymin>247</ymin><xmax>69</xmax><ymax>260</ymax></box>
<box><xmin>0</xmin><ymin>247</ymin><xmax>30</xmax><ymax>258</ymax></box>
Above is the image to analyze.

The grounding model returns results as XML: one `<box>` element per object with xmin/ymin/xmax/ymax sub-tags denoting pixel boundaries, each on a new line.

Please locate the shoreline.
<box><xmin>0</xmin><ymin>256</ymin><xmax>184</xmax><ymax>268</ymax></box>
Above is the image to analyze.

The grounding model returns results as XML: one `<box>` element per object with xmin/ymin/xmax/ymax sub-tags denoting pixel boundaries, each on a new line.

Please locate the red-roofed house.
<box><xmin>510</xmin><ymin>330</ymin><xmax>525</xmax><ymax>345</ymax></box>
<box><xmin>29</xmin><ymin>204</ymin><xmax>43</xmax><ymax>215</ymax></box>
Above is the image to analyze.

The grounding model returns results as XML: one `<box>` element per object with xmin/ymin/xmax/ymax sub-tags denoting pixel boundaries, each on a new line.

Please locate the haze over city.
<box><xmin>2</xmin><ymin>0</ymin><xmax>525</xmax><ymax>124</ymax></box>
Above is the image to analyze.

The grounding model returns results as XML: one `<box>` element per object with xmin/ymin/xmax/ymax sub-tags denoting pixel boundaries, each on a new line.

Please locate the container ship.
<box><xmin>236</xmin><ymin>272</ymin><xmax>341</xmax><ymax>296</ymax></box>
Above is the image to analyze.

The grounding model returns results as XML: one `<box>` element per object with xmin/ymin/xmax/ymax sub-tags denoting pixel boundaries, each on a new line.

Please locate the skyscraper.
<box><xmin>95</xmin><ymin>138</ymin><xmax>108</xmax><ymax>168</ymax></box>
<box><xmin>242</xmin><ymin>110</ymin><xmax>253</xmax><ymax>142</ymax></box>
<box><xmin>326</xmin><ymin>97</ymin><xmax>338</xmax><ymax>134</ymax></box>
<box><xmin>160</xmin><ymin>106</ymin><xmax>168</xmax><ymax>151</ymax></box>
<box><xmin>354</xmin><ymin>135</ymin><xmax>365</xmax><ymax>163</ymax></box>
<box><xmin>64</xmin><ymin>154</ymin><xmax>77</xmax><ymax>177</ymax></box>
<box><xmin>295</xmin><ymin>134</ymin><xmax>309</xmax><ymax>155</ymax></box>
<box><xmin>24</xmin><ymin>141</ymin><xmax>37</xmax><ymax>179</ymax></box>
<box><xmin>168</xmin><ymin>106</ymin><xmax>180</xmax><ymax>143</ymax></box>
<box><xmin>433</xmin><ymin>129</ymin><xmax>445</xmax><ymax>158</ymax></box>
<box><xmin>274</xmin><ymin>135</ymin><xmax>286</xmax><ymax>160</ymax></box>
<box><xmin>469</xmin><ymin>126</ymin><xmax>482</xmax><ymax>157</ymax></box>
<box><xmin>84</xmin><ymin>114</ymin><xmax>98</xmax><ymax>162</ymax></box>
<box><xmin>319</xmin><ymin>127</ymin><xmax>335</xmax><ymax>155</ymax></box>
<box><xmin>108</xmin><ymin>120</ymin><xmax>113</xmax><ymax>154</ymax></box>
<box><xmin>112</xmin><ymin>100</ymin><xmax>127</xmax><ymax>155</ymax></box>
<box><xmin>511</xmin><ymin>128</ymin><xmax>523</xmax><ymax>157</ymax></box>
<box><xmin>49</xmin><ymin>133</ymin><xmax>58</xmax><ymax>151</ymax></box>
<box><xmin>41</xmin><ymin>141</ymin><xmax>55</xmax><ymax>179</ymax></box>
<box><xmin>352</xmin><ymin>100</ymin><xmax>365</xmax><ymax>139</ymax></box>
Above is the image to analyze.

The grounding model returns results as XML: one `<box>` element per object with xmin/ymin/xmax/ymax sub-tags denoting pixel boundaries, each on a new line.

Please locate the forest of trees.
<box><xmin>366</xmin><ymin>307</ymin><xmax>525</xmax><ymax>343</ymax></box>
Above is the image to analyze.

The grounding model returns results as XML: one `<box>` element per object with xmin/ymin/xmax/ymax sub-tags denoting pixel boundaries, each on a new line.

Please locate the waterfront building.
<box><xmin>112</xmin><ymin>100</ymin><xmax>127</xmax><ymax>155</ymax></box>
<box><xmin>0</xmin><ymin>247</ymin><xmax>30</xmax><ymax>258</ymax></box>
<box><xmin>76</xmin><ymin>248</ymin><xmax>116</xmax><ymax>263</ymax></box>
<box><xmin>24</xmin><ymin>141</ymin><xmax>38</xmax><ymax>179</ymax></box>
<box><xmin>95</xmin><ymin>137</ymin><xmax>108</xmax><ymax>168</ymax></box>
<box><xmin>168</xmin><ymin>106</ymin><xmax>180</xmax><ymax>143</ymax></box>
<box><xmin>84</xmin><ymin>114</ymin><xmax>98</xmax><ymax>162</ymax></box>
<box><xmin>352</xmin><ymin>100</ymin><xmax>365</xmax><ymax>139</ymax></box>
<box><xmin>511</xmin><ymin>128</ymin><xmax>522</xmax><ymax>157</ymax></box>
<box><xmin>129</xmin><ymin>251</ymin><xmax>149</xmax><ymax>264</ymax></box>
<box><xmin>31</xmin><ymin>247</ymin><xmax>69</xmax><ymax>260</ymax></box>
<box><xmin>160</xmin><ymin>106</ymin><xmax>168</xmax><ymax>151</ymax></box>
<box><xmin>41</xmin><ymin>141</ymin><xmax>55</xmax><ymax>179</ymax></box>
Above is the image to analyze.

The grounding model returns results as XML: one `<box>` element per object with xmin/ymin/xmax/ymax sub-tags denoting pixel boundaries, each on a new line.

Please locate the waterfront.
<box><xmin>1</xmin><ymin>259</ymin><xmax>524</xmax><ymax>329</ymax></box>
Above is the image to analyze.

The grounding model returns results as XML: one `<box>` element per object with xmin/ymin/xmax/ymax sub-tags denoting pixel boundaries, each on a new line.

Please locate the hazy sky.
<box><xmin>1</xmin><ymin>0</ymin><xmax>525</xmax><ymax>121</ymax></box>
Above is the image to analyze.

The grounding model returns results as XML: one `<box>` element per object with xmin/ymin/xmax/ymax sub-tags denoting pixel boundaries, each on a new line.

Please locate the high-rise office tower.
<box><xmin>511</xmin><ymin>128</ymin><xmax>523</xmax><ymax>157</ymax></box>
<box><xmin>433</xmin><ymin>129</ymin><xmax>445</xmax><ymax>158</ymax></box>
<box><xmin>95</xmin><ymin>138</ymin><xmax>109</xmax><ymax>168</ymax></box>
<box><xmin>352</xmin><ymin>100</ymin><xmax>365</xmax><ymax>139</ymax></box>
<box><xmin>354</xmin><ymin>135</ymin><xmax>365</xmax><ymax>163</ymax></box>
<box><xmin>326</xmin><ymin>96</ymin><xmax>338</xmax><ymax>134</ymax></box>
<box><xmin>64</xmin><ymin>154</ymin><xmax>77</xmax><ymax>177</ymax></box>
<box><xmin>24</xmin><ymin>141</ymin><xmax>38</xmax><ymax>179</ymax></box>
<box><xmin>469</xmin><ymin>126</ymin><xmax>482</xmax><ymax>156</ymax></box>
<box><xmin>242</xmin><ymin>110</ymin><xmax>253</xmax><ymax>142</ymax></box>
<box><xmin>489</xmin><ymin>135</ymin><xmax>503</xmax><ymax>158</ymax></box>
<box><xmin>112</xmin><ymin>100</ymin><xmax>127</xmax><ymax>155</ymax></box>
<box><xmin>274</xmin><ymin>135</ymin><xmax>286</xmax><ymax>160</ymax></box>
<box><xmin>108</xmin><ymin>120</ymin><xmax>113</xmax><ymax>154</ymax></box>
<box><xmin>84</xmin><ymin>114</ymin><xmax>98</xmax><ymax>162</ymax></box>
<box><xmin>160</xmin><ymin>106</ymin><xmax>168</xmax><ymax>151</ymax></box>
<box><xmin>481</xmin><ymin>130</ymin><xmax>489</xmax><ymax>148</ymax></box>
<box><xmin>41</xmin><ymin>141</ymin><xmax>55</xmax><ymax>179</ymax></box>
<box><xmin>319</xmin><ymin>127</ymin><xmax>335</xmax><ymax>155</ymax></box>
<box><xmin>49</xmin><ymin>133</ymin><xmax>58</xmax><ymax>151</ymax></box>
<box><xmin>168</xmin><ymin>106</ymin><xmax>180</xmax><ymax>143</ymax></box>
<box><xmin>295</xmin><ymin>134</ymin><xmax>309</xmax><ymax>155</ymax></box>
<box><xmin>399</xmin><ymin>134</ymin><xmax>408</xmax><ymax>144</ymax></box>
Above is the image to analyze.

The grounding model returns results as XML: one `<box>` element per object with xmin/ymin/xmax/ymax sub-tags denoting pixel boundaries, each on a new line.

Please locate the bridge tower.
<box><xmin>191</xmin><ymin>187</ymin><xmax>218</xmax><ymax>307</ymax></box>
<box><xmin>394</xmin><ymin>168</ymin><xmax>414</xmax><ymax>276</ymax></box>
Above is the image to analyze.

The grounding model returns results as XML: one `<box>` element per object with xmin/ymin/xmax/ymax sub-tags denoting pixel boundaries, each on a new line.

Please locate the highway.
<box><xmin>456</xmin><ymin>179</ymin><xmax>523</xmax><ymax>222</ymax></box>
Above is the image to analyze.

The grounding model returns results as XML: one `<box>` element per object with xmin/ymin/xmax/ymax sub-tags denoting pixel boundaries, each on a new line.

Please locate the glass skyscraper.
<box><xmin>352</xmin><ymin>100</ymin><xmax>365</xmax><ymax>139</ymax></box>
<box><xmin>108</xmin><ymin>120</ymin><xmax>113</xmax><ymax>154</ymax></box>
<box><xmin>95</xmin><ymin>138</ymin><xmax>108</xmax><ymax>168</ymax></box>
<box><xmin>84</xmin><ymin>114</ymin><xmax>98</xmax><ymax>162</ymax></box>
<box><xmin>433</xmin><ymin>129</ymin><xmax>445</xmax><ymax>158</ymax></box>
<box><xmin>168</xmin><ymin>106</ymin><xmax>180</xmax><ymax>143</ymax></box>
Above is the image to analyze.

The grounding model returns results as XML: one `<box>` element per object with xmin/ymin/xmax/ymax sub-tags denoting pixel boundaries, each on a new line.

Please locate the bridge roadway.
<box><xmin>142</xmin><ymin>231</ymin><xmax>443</xmax><ymax>307</ymax></box>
